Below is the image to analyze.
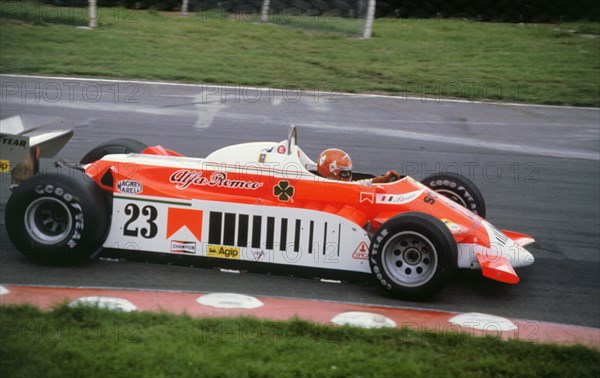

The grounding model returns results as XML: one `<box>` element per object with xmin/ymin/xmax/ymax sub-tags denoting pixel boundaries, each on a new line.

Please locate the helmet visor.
<box><xmin>339</xmin><ymin>168</ymin><xmax>352</xmax><ymax>180</ymax></box>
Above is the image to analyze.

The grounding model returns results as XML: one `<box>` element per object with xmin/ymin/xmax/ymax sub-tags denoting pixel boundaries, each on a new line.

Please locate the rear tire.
<box><xmin>422</xmin><ymin>173</ymin><xmax>486</xmax><ymax>218</ymax></box>
<box><xmin>370</xmin><ymin>212</ymin><xmax>458</xmax><ymax>300</ymax></box>
<box><xmin>5</xmin><ymin>169</ymin><xmax>110</xmax><ymax>264</ymax></box>
<box><xmin>80</xmin><ymin>138</ymin><xmax>147</xmax><ymax>164</ymax></box>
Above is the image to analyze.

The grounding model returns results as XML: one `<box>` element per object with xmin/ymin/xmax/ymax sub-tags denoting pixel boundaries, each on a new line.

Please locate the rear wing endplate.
<box><xmin>1</xmin><ymin>115</ymin><xmax>73</xmax><ymax>186</ymax></box>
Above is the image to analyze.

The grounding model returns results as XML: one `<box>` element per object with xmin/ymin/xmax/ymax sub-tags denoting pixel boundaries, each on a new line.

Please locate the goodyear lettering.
<box><xmin>207</xmin><ymin>245</ymin><xmax>240</xmax><ymax>260</ymax></box>
<box><xmin>0</xmin><ymin>136</ymin><xmax>27</xmax><ymax>148</ymax></box>
<box><xmin>75</xmin><ymin>213</ymin><xmax>84</xmax><ymax>230</ymax></box>
<box><xmin>170</xmin><ymin>170</ymin><xmax>263</xmax><ymax>191</ymax></box>
<box><xmin>71</xmin><ymin>202</ymin><xmax>82</xmax><ymax>212</ymax></box>
<box><xmin>68</xmin><ymin>231</ymin><xmax>81</xmax><ymax>248</ymax></box>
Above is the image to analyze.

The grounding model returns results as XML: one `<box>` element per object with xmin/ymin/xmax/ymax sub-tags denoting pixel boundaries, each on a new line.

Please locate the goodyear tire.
<box><xmin>80</xmin><ymin>138</ymin><xmax>147</xmax><ymax>164</ymax></box>
<box><xmin>422</xmin><ymin>173</ymin><xmax>486</xmax><ymax>218</ymax></box>
<box><xmin>5</xmin><ymin>169</ymin><xmax>110</xmax><ymax>264</ymax></box>
<box><xmin>370</xmin><ymin>213</ymin><xmax>457</xmax><ymax>300</ymax></box>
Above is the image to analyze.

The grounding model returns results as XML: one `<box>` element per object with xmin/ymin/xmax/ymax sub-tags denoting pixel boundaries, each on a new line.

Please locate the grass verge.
<box><xmin>0</xmin><ymin>4</ymin><xmax>599</xmax><ymax>106</ymax></box>
<box><xmin>1</xmin><ymin>304</ymin><xmax>599</xmax><ymax>377</ymax></box>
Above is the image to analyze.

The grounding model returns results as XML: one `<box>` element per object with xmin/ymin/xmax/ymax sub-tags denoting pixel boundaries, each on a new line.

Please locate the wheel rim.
<box><xmin>382</xmin><ymin>231</ymin><xmax>438</xmax><ymax>288</ymax></box>
<box><xmin>435</xmin><ymin>188</ymin><xmax>468</xmax><ymax>208</ymax></box>
<box><xmin>24</xmin><ymin>197</ymin><xmax>73</xmax><ymax>245</ymax></box>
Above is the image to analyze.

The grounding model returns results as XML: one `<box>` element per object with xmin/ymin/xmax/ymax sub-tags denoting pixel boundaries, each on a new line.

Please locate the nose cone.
<box><xmin>497</xmin><ymin>241</ymin><xmax>535</xmax><ymax>268</ymax></box>
<box><xmin>517</xmin><ymin>247</ymin><xmax>535</xmax><ymax>267</ymax></box>
<box><xmin>484</xmin><ymin>221</ymin><xmax>535</xmax><ymax>268</ymax></box>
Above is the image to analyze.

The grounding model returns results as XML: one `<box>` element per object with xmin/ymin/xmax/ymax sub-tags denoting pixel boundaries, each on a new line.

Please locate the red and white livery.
<box><xmin>5</xmin><ymin>126</ymin><xmax>535</xmax><ymax>299</ymax></box>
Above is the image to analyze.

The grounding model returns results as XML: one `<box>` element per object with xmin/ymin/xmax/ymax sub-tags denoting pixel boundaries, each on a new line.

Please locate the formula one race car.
<box><xmin>4</xmin><ymin>125</ymin><xmax>535</xmax><ymax>299</ymax></box>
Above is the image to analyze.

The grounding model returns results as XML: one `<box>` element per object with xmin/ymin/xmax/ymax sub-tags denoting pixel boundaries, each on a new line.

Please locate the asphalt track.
<box><xmin>1</xmin><ymin>74</ymin><xmax>599</xmax><ymax>328</ymax></box>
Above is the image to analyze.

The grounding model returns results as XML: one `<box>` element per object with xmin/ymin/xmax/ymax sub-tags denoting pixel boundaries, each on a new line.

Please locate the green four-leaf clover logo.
<box><xmin>273</xmin><ymin>181</ymin><xmax>294</xmax><ymax>202</ymax></box>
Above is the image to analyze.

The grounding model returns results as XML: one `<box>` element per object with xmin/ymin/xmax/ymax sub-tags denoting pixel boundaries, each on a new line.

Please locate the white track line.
<box><xmin>2</xmin><ymin>73</ymin><xmax>598</xmax><ymax>110</ymax></box>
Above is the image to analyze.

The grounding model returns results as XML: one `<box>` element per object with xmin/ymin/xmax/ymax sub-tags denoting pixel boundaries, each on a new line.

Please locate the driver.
<box><xmin>317</xmin><ymin>148</ymin><xmax>400</xmax><ymax>184</ymax></box>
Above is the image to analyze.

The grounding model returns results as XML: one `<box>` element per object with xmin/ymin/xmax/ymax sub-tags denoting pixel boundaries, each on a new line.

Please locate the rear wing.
<box><xmin>1</xmin><ymin>115</ymin><xmax>73</xmax><ymax>187</ymax></box>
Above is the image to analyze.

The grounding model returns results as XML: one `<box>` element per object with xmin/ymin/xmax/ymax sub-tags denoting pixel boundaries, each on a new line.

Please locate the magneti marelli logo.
<box><xmin>273</xmin><ymin>181</ymin><xmax>294</xmax><ymax>202</ymax></box>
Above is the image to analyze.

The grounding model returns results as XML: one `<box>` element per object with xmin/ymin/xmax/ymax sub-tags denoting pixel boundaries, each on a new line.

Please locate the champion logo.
<box><xmin>170</xmin><ymin>240</ymin><xmax>196</xmax><ymax>254</ymax></box>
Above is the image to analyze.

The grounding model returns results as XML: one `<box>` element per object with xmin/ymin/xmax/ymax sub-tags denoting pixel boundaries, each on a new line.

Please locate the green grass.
<box><xmin>0</xmin><ymin>4</ymin><xmax>599</xmax><ymax>106</ymax></box>
<box><xmin>1</xmin><ymin>304</ymin><xmax>599</xmax><ymax>377</ymax></box>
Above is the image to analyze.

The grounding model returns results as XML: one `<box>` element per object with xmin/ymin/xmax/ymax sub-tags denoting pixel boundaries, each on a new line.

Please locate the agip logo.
<box><xmin>207</xmin><ymin>245</ymin><xmax>240</xmax><ymax>260</ymax></box>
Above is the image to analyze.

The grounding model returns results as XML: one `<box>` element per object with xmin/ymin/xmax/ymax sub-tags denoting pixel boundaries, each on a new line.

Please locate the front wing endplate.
<box><xmin>476</xmin><ymin>253</ymin><xmax>520</xmax><ymax>284</ymax></box>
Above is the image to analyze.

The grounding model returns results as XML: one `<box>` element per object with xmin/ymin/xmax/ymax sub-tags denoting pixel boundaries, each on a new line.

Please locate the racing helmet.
<box><xmin>317</xmin><ymin>148</ymin><xmax>352</xmax><ymax>181</ymax></box>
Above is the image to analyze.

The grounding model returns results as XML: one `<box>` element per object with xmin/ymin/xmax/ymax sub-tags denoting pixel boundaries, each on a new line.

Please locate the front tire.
<box><xmin>370</xmin><ymin>213</ymin><xmax>458</xmax><ymax>300</ymax></box>
<box><xmin>5</xmin><ymin>169</ymin><xmax>110</xmax><ymax>264</ymax></box>
<box><xmin>422</xmin><ymin>173</ymin><xmax>486</xmax><ymax>218</ymax></box>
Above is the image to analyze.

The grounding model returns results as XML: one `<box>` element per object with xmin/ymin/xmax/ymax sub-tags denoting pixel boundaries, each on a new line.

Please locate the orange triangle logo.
<box><xmin>352</xmin><ymin>241</ymin><xmax>369</xmax><ymax>260</ymax></box>
<box><xmin>167</xmin><ymin>208</ymin><xmax>203</xmax><ymax>241</ymax></box>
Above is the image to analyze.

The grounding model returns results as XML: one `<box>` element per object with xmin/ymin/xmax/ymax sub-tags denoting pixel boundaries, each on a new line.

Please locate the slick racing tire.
<box><xmin>80</xmin><ymin>138</ymin><xmax>148</xmax><ymax>164</ymax></box>
<box><xmin>5</xmin><ymin>169</ymin><xmax>110</xmax><ymax>264</ymax></box>
<box><xmin>370</xmin><ymin>213</ymin><xmax>458</xmax><ymax>300</ymax></box>
<box><xmin>422</xmin><ymin>173</ymin><xmax>486</xmax><ymax>218</ymax></box>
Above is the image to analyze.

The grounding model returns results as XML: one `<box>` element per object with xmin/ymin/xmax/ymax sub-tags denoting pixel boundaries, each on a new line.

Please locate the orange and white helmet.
<box><xmin>318</xmin><ymin>148</ymin><xmax>352</xmax><ymax>181</ymax></box>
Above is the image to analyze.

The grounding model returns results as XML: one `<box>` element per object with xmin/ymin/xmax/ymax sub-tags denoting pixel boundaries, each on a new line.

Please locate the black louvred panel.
<box><xmin>308</xmin><ymin>221</ymin><xmax>314</xmax><ymax>254</ymax></box>
<box><xmin>294</xmin><ymin>220</ymin><xmax>301</xmax><ymax>252</ymax></box>
<box><xmin>223</xmin><ymin>213</ymin><xmax>236</xmax><ymax>246</ymax></box>
<box><xmin>237</xmin><ymin>214</ymin><xmax>249</xmax><ymax>247</ymax></box>
<box><xmin>266</xmin><ymin>217</ymin><xmax>275</xmax><ymax>250</ymax></box>
<box><xmin>322</xmin><ymin>222</ymin><xmax>328</xmax><ymax>255</ymax></box>
<box><xmin>280</xmin><ymin>218</ymin><xmax>288</xmax><ymax>251</ymax></box>
<box><xmin>208</xmin><ymin>212</ymin><xmax>222</xmax><ymax>244</ymax></box>
<box><xmin>252</xmin><ymin>215</ymin><xmax>262</xmax><ymax>248</ymax></box>
<box><xmin>337</xmin><ymin>223</ymin><xmax>341</xmax><ymax>256</ymax></box>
